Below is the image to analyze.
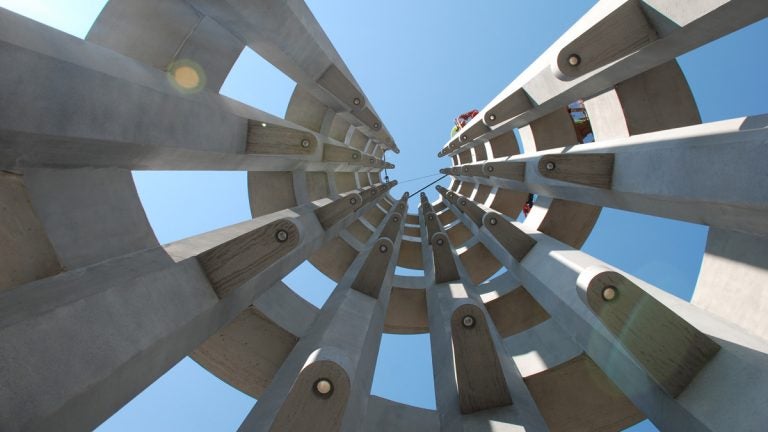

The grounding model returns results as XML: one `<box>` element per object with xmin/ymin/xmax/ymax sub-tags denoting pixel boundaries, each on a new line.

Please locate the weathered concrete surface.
<box><xmin>0</xmin><ymin>172</ymin><xmax>61</xmax><ymax>291</ymax></box>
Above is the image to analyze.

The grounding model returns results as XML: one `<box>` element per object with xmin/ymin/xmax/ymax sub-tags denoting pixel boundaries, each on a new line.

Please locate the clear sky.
<box><xmin>2</xmin><ymin>1</ymin><xmax>767</xmax><ymax>431</ymax></box>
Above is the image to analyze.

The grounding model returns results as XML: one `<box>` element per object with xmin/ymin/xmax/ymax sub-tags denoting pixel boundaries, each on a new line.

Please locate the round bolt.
<box><xmin>545</xmin><ymin>161</ymin><xmax>556</xmax><ymax>171</ymax></box>
<box><xmin>275</xmin><ymin>230</ymin><xmax>289</xmax><ymax>242</ymax></box>
<box><xmin>489</xmin><ymin>113</ymin><xmax>497</xmax><ymax>121</ymax></box>
<box><xmin>602</xmin><ymin>286</ymin><xmax>618</xmax><ymax>302</ymax></box>
<box><xmin>462</xmin><ymin>315</ymin><xmax>476</xmax><ymax>328</ymax></box>
<box><xmin>352</xmin><ymin>153</ymin><xmax>359</xmax><ymax>159</ymax></box>
<box><xmin>460</xmin><ymin>200</ymin><xmax>467</xmax><ymax>206</ymax></box>
<box><xmin>428</xmin><ymin>214</ymin><xmax>434</xmax><ymax>220</ymax></box>
<box><xmin>436</xmin><ymin>238</ymin><xmax>445</xmax><ymax>246</ymax></box>
<box><xmin>568</xmin><ymin>54</ymin><xmax>581</xmax><ymax>67</ymax></box>
<box><xmin>461</xmin><ymin>134</ymin><xmax>468</xmax><ymax>141</ymax></box>
<box><xmin>487</xmin><ymin>165</ymin><xmax>495</xmax><ymax>172</ymax></box>
<box><xmin>349</xmin><ymin>197</ymin><xmax>358</xmax><ymax>205</ymax></box>
<box><xmin>393</xmin><ymin>216</ymin><xmax>400</xmax><ymax>223</ymax></box>
<box><xmin>353</xmin><ymin>97</ymin><xmax>361</xmax><ymax>106</ymax></box>
<box><xmin>373</xmin><ymin>122</ymin><xmax>380</xmax><ymax>129</ymax></box>
<box><xmin>379</xmin><ymin>244</ymin><xmax>389</xmax><ymax>253</ymax></box>
<box><xmin>463</xmin><ymin>167</ymin><xmax>469</xmax><ymax>173</ymax></box>
<box><xmin>489</xmin><ymin>217</ymin><xmax>498</xmax><ymax>226</ymax></box>
<box><xmin>301</xmin><ymin>139</ymin><xmax>311</xmax><ymax>148</ymax></box>
<box><xmin>370</xmin><ymin>158</ymin><xmax>375</xmax><ymax>164</ymax></box>
<box><xmin>314</xmin><ymin>378</ymin><xmax>333</xmax><ymax>397</ymax></box>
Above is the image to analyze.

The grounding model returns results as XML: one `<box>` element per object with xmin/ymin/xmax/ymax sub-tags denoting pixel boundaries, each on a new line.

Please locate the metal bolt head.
<box><xmin>489</xmin><ymin>113</ymin><xmax>497</xmax><ymax>121</ymax></box>
<box><xmin>428</xmin><ymin>214</ymin><xmax>434</xmax><ymax>220</ymax></box>
<box><xmin>393</xmin><ymin>216</ymin><xmax>400</xmax><ymax>223</ymax></box>
<box><xmin>379</xmin><ymin>244</ymin><xmax>388</xmax><ymax>253</ymax></box>
<box><xmin>462</xmin><ymin>315</ymin><xmax>476</xmax><ymax>328</ymax></box>
<box><xmin>602</xmin><ymin>286</ymin><xmax>617</xmax><ymax>302</ymax></box>
<box><xmin>545</xmin><ymin>161</ymin><xmax>556</xmax><ymax>171</ymax></box>
<box><xmin>373</xmin><ymin>122</ymin><xmax>380</xmax><ymax>129</ymax></box>
<box><xmin>568</xmin><ymin>54</ymin><xmax>581</xmax><ymax>67</ymax></box>
<box><xmin>349</xmin><ymin>197</ymin><xmax>358</xmax><ymax>205</ymax></box>
<box><xmin>436</xmin><ymin>238</ymin><xmax>445</xmax><ymax>246</ymax></box>
<box><xmin>370</xmin><ymin>158</ymin><xmax>375</xmax><ymax>164</ymax></box>
<box><xmin>353</xmin><ymin>97</ymin><xmax>361</xmax><ymax>106</ymax></box>
<box><xmin>275</xmin><ymin>230</ymin><xmax>289</xmax><ymax>242</ymax></box>
<box><xmin>352</xmin><ymin>153</ymin><xmax>359</xmax><ymax>159</ymax></box>
<box><xmin>489</xmin><ymin>217</ymin><xmax>498</xmax><ymax>226</ymax></box>
<box><xmin>460</xmin><ymin>200</ymin><xmax>467</xmax><ymax>206</ymax></box>
<box><xmin>314</xmin><ymin>378</ymin><xmax>333</xmax><ymax>397</ymax></box>
<box><xmin>461</xmin><ymin>134</ymin><xmax>468</xmax><ymax>141</ymax></box>
<box><xmin>301</xmin><ymin>139</ymin><xmax>311</xmax><ymax>148</ymax></box>
<box><xmin>463</xmin><ymin>166</ymin><xmax>469</xmax><ymax>173</ymax></box>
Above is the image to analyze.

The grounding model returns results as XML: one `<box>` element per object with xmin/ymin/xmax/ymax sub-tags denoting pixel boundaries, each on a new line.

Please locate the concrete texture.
<box><xmin>1</xmin><ymin>1</ymin><xmax>767</xmax><ymax>431</ymax></box>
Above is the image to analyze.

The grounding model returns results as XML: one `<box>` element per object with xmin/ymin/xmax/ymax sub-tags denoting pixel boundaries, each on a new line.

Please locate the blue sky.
<box><xmin>2</xmin><ymin>1</ymin><xmax>767</xmax><ymax>430</ymax></box>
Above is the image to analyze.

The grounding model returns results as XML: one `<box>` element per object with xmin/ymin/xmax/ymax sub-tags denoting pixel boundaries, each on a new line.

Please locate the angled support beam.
<box><xmin>440</xmin><ymin>0</ymin><xmax>768</xmax><ymax>158</ymax></box>
<box><xmin>473</xmin><ymin>219</ymin><xmax>768</xmax><ymax>431</ymax></box>
<box><xmin>483</xmin><ymin>212</ymin><xmax>537</xmax><ymax>262</ymax></box>
<box><xmin>457</xmin><ymin>116</ymin><xmax>768</xmax><ymax>236</ymax></box>
<box><xmin>0</xmin><ymin>10</ymin><xmax>375</xmax><ymax>172</ymax></box>
<box><xmin>451</xmin><ymin>304</ymin><xmax>514</xmax><ymax>414</ymax></box>
<box><xmin>577</xmin><ymin>267</ymin><xmax>721</xmax><ymax>398</ymax></box>
<box><xmin>184</xmin><ymin>0</ymin><xmax>398</xmax><ymax>151</ymax></box>
<box><xmin>239</xmin><ymin>199</ymin><xmax>403</xmax><ymax>432</ymax></box>
<box><xmin>538</xmin><ymin>153</ymin><xmax>614</xmax><ymax>189</ymax></box>
<box><xmin>431</xmin><ymin>233</ymin><xmax>460</xmax><ymax>284</ymax></box>
<box><xmin>246</xmin><ymin>121</ymin><xmax>318</xmax><ymax>155</ymax></box>
<box><xmin>197</xmin><ymin>219</ymin><xmax>301</xmax><ymax>298</ymax></box>
<box><xmin>314</xmin><ymin>192</ymin><xmax>364</xmax><ymax>230</ymax></box>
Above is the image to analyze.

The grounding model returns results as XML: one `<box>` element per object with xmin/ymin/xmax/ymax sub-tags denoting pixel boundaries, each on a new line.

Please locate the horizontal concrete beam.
<box><xmin>0</xmin><ymin>10</ymin><xmax>381</xmax><ymax>172</ymax></box>
<box><xmin>184</xmin><ymin>0</ymin><xmax>398</xmax><ymax>152</ymax></box>
<box><xmin>440</xmin><ymin>0</ymin><xmax>768</xmax><ymax>158</ymax></box>
<box><xmin>453</xmin><ymin>116</ymin><xmax>768</xmax><ymax>236</ymax></box>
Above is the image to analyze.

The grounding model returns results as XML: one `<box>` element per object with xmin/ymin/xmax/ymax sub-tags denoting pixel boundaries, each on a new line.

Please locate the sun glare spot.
<box><xmin>168</xmin><ymin>60</ymin><xmax>205</xmax><ymax>93</ymax></box>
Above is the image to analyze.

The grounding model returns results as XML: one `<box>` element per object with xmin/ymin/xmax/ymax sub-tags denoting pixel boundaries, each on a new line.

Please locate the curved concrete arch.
<box><xmin>3</xmin><ymin>2</ymin><xmax>768</xmax><ymax>432</ymax></box>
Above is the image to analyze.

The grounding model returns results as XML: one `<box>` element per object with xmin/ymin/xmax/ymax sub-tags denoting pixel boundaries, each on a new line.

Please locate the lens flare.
<box><xmin>167</xmin><ymin>60</ymin><xmax>206</xmax><ymax>93</ymax></box>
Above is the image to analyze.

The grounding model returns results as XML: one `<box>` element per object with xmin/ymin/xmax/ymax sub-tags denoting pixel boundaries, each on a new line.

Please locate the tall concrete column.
<box><xmin>238</xmin><ymin>194</ymin><xmax>408</xmax><ymax>432</ymax></box>
<box><xmin>419</xmin><ymin>196</ymin><xmax>548</xmax><ymax>431</ymax></box>
<box><xmin>440</xmin><ymin>190</ymin><xmax>768</xmax><ymax>431</ymax></box>
<box><xmin>0</xmin><ymin>186</ymin><xmax>392</xmax><ymax>432</ymax></box>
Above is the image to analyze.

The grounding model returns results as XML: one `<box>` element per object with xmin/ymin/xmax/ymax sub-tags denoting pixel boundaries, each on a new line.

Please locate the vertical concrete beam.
<box><xmin>238</xmin><ymin>201</ymin><xmax>405</xmax><ymax>432</ymax></box>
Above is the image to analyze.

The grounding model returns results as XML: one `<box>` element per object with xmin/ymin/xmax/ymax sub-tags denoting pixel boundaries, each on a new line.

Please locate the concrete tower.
<box><xmin>1</xmin><ymin>1</ymin><xmax>767</xmax><ymax>431</ymax></box>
